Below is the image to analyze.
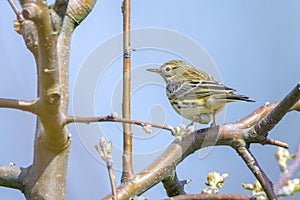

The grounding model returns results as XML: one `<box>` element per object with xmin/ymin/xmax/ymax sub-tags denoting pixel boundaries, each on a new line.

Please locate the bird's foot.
<box><xmin>187</xmin><ymin>121</ymin><xmax>195</xmax><ymax>129</ymax></box>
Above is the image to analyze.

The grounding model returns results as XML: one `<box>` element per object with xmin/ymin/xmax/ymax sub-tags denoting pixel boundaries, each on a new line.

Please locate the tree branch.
<box><xmin>235</xmin><ymin>146</ymin><xmax>275</xmax><ymax>199</ymax></box>
<box><xmin>292</xmin><ymin>99</ymin><xmax>300</xmax><ymax>111</ymax></box>
<box><xmin>0</xmin><ymin>165</ymin><xmax>27</xmax><ymax>191</ymax></box>
<box><xmin>164</xmin><ymin>193</ymin><xmax>251</xmax><ymax>200</ymax></box>
<box><xmin>95</xmin><ymin>138</ymin><xmax>117</xmax><ymax>200</ymax></box>
<box><xmin>162</xmin><ymin>170</ymin><xmax>188</xmax><ymax>197</ymax></box>
<box><xmin>102</xmin><ymin>83</ymin><xmax>300</xmax><ymax>199</ymax></box>
<box><xmin>21</xmin><ymin>1</ymin><xmax>70</xmax><ymax>152</ymax></box>
<box><xmin>64</xmin><ymin>115</ymin><xmax>174</xmax><ymax>133</ymax></box>
<box><xmin>6</xmin><ymin>0</ymin><xmax>96</xmax><ymax>199</ymax></box>
<box><xmin>8</xmin><ymin>2</ymin><xmax>36</xmax><ymax>55</ymax></box>
<box><xmin>54</xmin><ymin>0</ymin><xmax>69</xmax><ymax>18</ymax></box>
<box><xmin>0</xmin><ymin>98</ymin><xmax>38</xmax><ymax>114</ymax></box>
<box><xmin>252</xmin><ymin>82</ymin><xmax>300</xmax><ymax>137</ymax></box>
<box><xmin>67</xmin><ymin>0</ymin><xmax>97</xmax><ymax>26</ymax></box>
<box><xmin>7</xmin><ymin>0</ymin><xmax>20</xmax><ymax>15</ymax></box>
<box><xmin>121</xmin><ymin>0</ymin><xmax>134</xmax><ymax>182</ymax></box>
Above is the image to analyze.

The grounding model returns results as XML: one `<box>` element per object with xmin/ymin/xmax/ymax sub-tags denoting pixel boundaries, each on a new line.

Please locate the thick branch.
<box><xmin>104</xmin><ymin>142</ymin><xmax>182</xmax><ymax>199</ymax></box>
<box><xmin>292</xmin><ymin>100</ymin><xmax>300</xmax><ymax>111</ymax></box>
<box><xmin>6</xmin><ymin>0</ymin><xmax>96</xmax><ymax>200</ymax></box>
<box><xmin>19</xmin><ymin>1</ymin><xmax>69</xmax><ymax>146</ymax></box>
<box><xmin>0</xmin><ymin>98</ymin><xmax>38</xmax><ymax>114</ymax></box>
<box><xmin>162</xmin><ymin>170</ymin><xmax>187</xmax><ymax>197</ymax></box>
<box><xmin>102</xmin><ymin>127</ymin><xmax>254</xmax><ymax>199</ymax></box>
<box><xmin>252</xmin><ymin>82</ymin><xmax>300</xmax><ymax>137</ymax></box>
<box><xmin>0</xmin><ymin>165</ymin><xmax>27</xmax><ymax>191</ymax></box>
<box><xmin>54</xmin><ymin>0</ymin><xmax>69</xmax><ymax>18</ymax></box>
<box><xmin>164</xmin><ymin>193</ymin><xmax>251</xmax><ymax>200</ymax></box>
<box><xmin>236</xmin><ymin>99</ymin><xmax>300</xmax><ymax>130</ymax></box>
<box><xmin>67</xmin><ymin>0</ymin><xmax>97</xmax><ymax>26</ymax></box>
<box><xmin>103</xmin><ymin>83</ymin><xmax>300</xmax><ymax>199</ymax></box>
<box><xmin>6</xmin><ymin>0</ymin><xmax>95</xmax><ymax>199</ymax></box>
<box><xmin>57</xmin><ymin>14</ymin><xmax>76</xmax><ymax>114</ymax></box>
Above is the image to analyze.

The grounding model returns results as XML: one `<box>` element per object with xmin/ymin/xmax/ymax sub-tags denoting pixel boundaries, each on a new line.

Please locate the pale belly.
<box><xmin>168</xmin><ymin>96</ymin><xmax>226</xmax><ymax>124</ymax></box>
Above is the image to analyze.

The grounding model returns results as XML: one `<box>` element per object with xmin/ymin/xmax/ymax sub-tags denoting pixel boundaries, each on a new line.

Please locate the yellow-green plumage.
<box><xmin>147</xmin><ymin>60</ymin><xmax>254</xmax><ymax>125</ymax></box>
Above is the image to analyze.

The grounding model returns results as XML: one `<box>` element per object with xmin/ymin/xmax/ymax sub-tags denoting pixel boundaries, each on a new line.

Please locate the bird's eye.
<box><xmin>165</xmin><ymin>67</ymin><xmax>171</xmax><ymax>72</ymax></box>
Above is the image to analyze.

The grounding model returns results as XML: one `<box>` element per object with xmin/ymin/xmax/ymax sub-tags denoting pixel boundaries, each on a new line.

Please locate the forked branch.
<box><xmin>102</xmin><ymin>83</ymin><xmax>300</xmax><ymax>199</ymax></box>
<box><xmin>5</xmin><ymin>0</ymin><xmax>97</xmax><ymax>200</ymax></box>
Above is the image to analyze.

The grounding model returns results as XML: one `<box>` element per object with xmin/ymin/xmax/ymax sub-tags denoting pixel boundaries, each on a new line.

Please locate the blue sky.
<box><xmin>1</xmin><ymin>1</ymin><xmax>300</xmax><ymax>199</ymax></box>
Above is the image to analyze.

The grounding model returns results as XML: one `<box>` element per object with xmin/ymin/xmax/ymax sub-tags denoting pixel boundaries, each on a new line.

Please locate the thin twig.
<box><xmin>0</xmin><ymin>98</ymin><xmax>38</xmax><ymax>114</ymax></box>
<box><xmin>121</xmin><ymin>0</ymin><xmax>134</xmax><ymax>181</ymax></box>
<box><xmin>7</xmin><ymin>0</ymin><xmax>20</xmax><ymax>15</ymax></box>
<box><xmin>95</xmin><ymin>138</ymin><xmax>117</xmax><ymax>199</ymax></box>
<box><xmin>64</xmin><ymin>115</ymin><xmax>175</xmax><ymax>133</ymax></box>
<box><xmin>261</xmin><ymin>139</ymin><xmax>289</xmax><ymax>149</ymax></box>
<box><xmin>108</xmin><ymin>167</ymin><xmax>117</xmax><ymax>200</ymax></box>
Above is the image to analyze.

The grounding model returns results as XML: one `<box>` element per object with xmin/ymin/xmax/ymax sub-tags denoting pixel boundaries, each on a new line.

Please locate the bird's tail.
<box><xmin>224</xmin><ymin>93</ymin><xmax>255</xmax><ymax>102</ymax></box>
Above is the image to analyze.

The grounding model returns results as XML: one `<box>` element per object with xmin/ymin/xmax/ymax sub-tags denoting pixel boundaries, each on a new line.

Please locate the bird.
<box><xmin>147</xmin><ymin>60</ymin><xmax>255</xmax><ymax>127</ymax></box>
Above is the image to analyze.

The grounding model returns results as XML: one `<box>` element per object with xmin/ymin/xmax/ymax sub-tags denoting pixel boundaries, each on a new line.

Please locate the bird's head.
<box><xmin>147</xmin><ymin>60</ymin><xmax>186</xmax><ymax>82</ymax></box>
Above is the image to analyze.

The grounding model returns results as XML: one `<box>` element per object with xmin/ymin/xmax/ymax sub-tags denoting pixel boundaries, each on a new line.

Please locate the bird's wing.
<box><xmin>193</xmin><ymin>81</ymin><xmax>255</xmax><ymax>102</ymax></box>
<box><xmin>167</xmin><ymin>80</ymin><xmax>198</xmax><ymax>98</ymax></box>
<box><xmin>194</xmin><ymin>80</ymin><xmax>235</xmax><ymax>97</ymax></box>
<box><xmin>167</xmin><ymin>80</ymin><xmax>235</xmax><ymax>100</ymax></box>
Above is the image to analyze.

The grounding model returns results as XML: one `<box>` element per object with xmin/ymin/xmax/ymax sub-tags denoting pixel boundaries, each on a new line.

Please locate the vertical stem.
<box><xmin>121</xmin><ymin>0</ymin><xmax>134</xmax><ymax>182</ymax></box>
<box><xmin>108</xmin><ymin>167</ymin><xmax>117</xmax><ymax>200</ymax></box>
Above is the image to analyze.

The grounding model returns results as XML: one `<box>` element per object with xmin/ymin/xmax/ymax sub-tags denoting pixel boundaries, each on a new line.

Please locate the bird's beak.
<box><xmin>147</xmin><ymin>68</ymin><xmax>160</xmax><ymax>73</ymax></box>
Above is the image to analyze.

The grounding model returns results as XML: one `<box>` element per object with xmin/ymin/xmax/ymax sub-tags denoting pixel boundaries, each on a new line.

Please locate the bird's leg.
<box><xmin>210</xmin><ymin>110</ymin><xmax>217</xmax><ymax>128</ymax></box>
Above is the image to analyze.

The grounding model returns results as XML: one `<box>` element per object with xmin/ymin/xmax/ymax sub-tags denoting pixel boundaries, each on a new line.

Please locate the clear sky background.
<box><xmin>1</xmin><ymin>0</ymin><xmax>300</xmax><ymax>199</ymax></box>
